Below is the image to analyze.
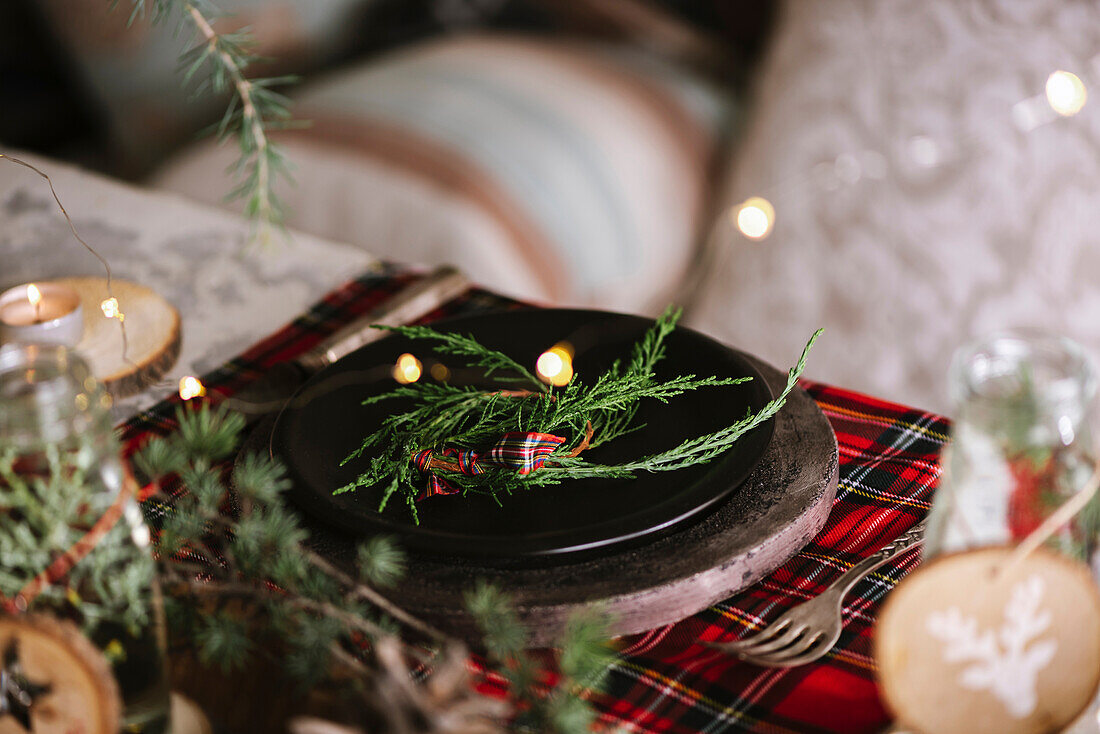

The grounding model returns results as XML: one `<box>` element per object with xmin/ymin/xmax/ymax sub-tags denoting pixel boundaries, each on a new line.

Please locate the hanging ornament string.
<box><xmin>0</xmin><ymin>470</ymin><xmax>136</xmax><ymax>616</ymax></box>
<box><xmin>0</xmin><ymin>154</ymin><xmax>137</xmax><ymax>374</ymax></box>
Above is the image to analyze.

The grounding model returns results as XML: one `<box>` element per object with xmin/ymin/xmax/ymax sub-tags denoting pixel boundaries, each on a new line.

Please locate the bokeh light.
<box><xmin>1046</xmin><ymin>70</ymin><xmax>1087</xmax><ymax>116</ymax></box>
<box><xmin>733</xmin><ymin>197</ymin><xmax>775</xmax><ymax>240</ymax></box>
<box><xmin>178</xmin><ymin>376</ymin><xmax>206</xmax><ymax>400</ymax></box>
<box><xmin>394</xmin><ymin>353</ymin><xmax>422</xmax><ymax>384</ymax></box>
<box><xmin>537</xmin><ymin>344</ymin><xmax>574</xmax><ymax>387</ymax></box>
<box><xmin>100</xmin><ymin>297</ymin><xmax>123</xmax><ymax>320</ymax></box>
<box><xmin>430</xmin><ymin>362</ymin><xmax>451</xmax><ymax>382</ymax></box>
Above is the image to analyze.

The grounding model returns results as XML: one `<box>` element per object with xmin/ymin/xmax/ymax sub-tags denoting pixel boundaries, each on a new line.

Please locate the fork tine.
<box><xmin>752</xmin><ymin>628</ymin><xmax>823</xmax><ymax>659</ymax></box>
<box><xmin>711</xmin><ymin>618</ymin><xmax>792</xmax><ymax>651</ymax></box>
<box><xmin>735</xmin><ymin>622</ymin><xmax>808</xmax><ymax>656</ymax></box>
<box><xmin>739</xmin><ymin>632</ymin><xmax>833</xmax><ymax>668</ymax></box>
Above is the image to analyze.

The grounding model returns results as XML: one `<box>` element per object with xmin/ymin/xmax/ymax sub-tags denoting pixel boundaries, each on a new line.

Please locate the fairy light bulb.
<box><xmin>1046</xmin><ymin>70</ymin><xmax>1087</xmax><ymax>116</ymax></box>
<box><xmin>733</xmin><ymin>197</ymin><xmax>775</xmax><ymax>241</ymax></box>
<box><xmin>537</xmin><ymin>344</ymin><xmax>574</xmax><ymax>387</ymax></box>
<box><xmin>100</xmin><ymin>297</ymin><xmax>123</xmax><ymax>321</ymax></box>
<box><xmin>178</xmin><ymin>376</ymin><xmax>206</xmax><ymax>401</ymax></box>
<box><xmin>393</xmin><ymin>353</ymin><xmax>422</xmax><ymax>384</ymax></box>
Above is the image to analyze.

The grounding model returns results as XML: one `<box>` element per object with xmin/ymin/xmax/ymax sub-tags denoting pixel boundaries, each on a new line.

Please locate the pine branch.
<box><xmin>151</xmin><ymin>403</ymin><xmax>614</xmax><ymax>730</ymax></box>
<box><xmin>121</xmin><ymin>0</ymin><xmax>294</xmax><ymax>241</ymax></box>
<box><xmin>466</xmin><ymin>581</ymin><xmax>617</xmax><ymax>734</ymax></box>
<box><xmin>0</xmin><ymin>442</ymin><xmax>155</xmax><ymax>636</ymax></box>
<box><xmin>4</xmin><ymin>399</ymin><xmax>611</xmax><ymax>730</ymax></box>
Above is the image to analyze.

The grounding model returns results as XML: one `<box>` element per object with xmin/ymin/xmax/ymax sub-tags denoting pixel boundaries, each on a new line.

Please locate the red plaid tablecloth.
<box><xmin>118</xmin><ymin>268</ymin><xmax>949</xmax><ymax>734</ymax></box>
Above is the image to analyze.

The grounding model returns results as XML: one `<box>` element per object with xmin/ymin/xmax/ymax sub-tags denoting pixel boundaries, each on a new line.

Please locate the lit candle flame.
<box><xmin>537</xmin><ymin>344</ymin><xmax>574</xmax><ymax>387</ymax></box>
<box><xmin>1047</xmin><ymin>70</ymin><xmax>1087</xmax><ymax>117</ymax></box>
<box><xmin>393</xmin><ymin>353</ymin><xmax>422</xmax><ymax>384</ymax></box>
<box><xmin>178</xmin><ymin>376</ymin><xmax>206</xmax><ymax>401</ymax></box>
<box><xmin>733</xmin><ymin>197</ymin><xmax>775</xmax><ymax>240</ymax></box>
<box><xmin>26</xmin><ymin>283</ymin><xmax>42</xmax><ymax>323</ymax></box>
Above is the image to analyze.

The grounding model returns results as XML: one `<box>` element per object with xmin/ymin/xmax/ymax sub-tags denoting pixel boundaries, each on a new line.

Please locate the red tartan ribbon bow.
<box><xmin>412</xmin><ymin>432</ymin><xmax>567</xmax><ymax>499</ymax></box>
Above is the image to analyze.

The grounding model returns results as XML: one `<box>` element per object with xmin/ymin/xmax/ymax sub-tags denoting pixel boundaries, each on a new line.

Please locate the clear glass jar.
<box><xmin>924</xmin><ymin>331</ymin><xmax>1099</xmax><ymax>566</ymax></box>
<box><xmin>0</xmin><ymin>344</ymin><xmax>170</xmax><ymax>733</ymax></box>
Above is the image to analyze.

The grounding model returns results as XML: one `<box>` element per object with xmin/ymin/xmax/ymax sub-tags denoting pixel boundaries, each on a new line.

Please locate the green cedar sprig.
<box><xmin>338</xmin><ymin>307</ymin><xmax>822</xmax><ymax>520</ymax></box>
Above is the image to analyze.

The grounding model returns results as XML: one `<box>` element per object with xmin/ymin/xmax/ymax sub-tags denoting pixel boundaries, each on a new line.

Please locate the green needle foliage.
<box><xmin>138</xmin><ymin>403</ymin><xmax>614</xmax><ymax>729</ymax></box>
<box><xmin>136</xmin><ymin>403</ymin><xmax>418</xmax><ymax>680</ymax></box>
<box><xmin>0</xmin><ymin>442</ymin><xmax>155</xmax><ymax>636</ymax></box>
<box><xmin>466</xmin><ymin>581</ymin><xmax>618</xmax><ymax>734</ymax></box>
<box><xmin>118</xmin><ymin>0</ymin><xmax>295</xmax><ymax>241</ymax></box>
<box><xmin>339</xmin><ymin>307</ymin><xmax>823</xmax><ymax>521</ymax></box>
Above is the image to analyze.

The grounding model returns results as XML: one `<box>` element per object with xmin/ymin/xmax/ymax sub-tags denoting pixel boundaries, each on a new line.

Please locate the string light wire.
<box><xmin>0</xmin><ymin>154</ymin><xmax>136</xmax><ymax>371</ymax></box>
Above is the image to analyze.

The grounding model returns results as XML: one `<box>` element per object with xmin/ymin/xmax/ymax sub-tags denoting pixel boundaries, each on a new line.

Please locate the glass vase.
<box><xmin>0</xmin><ymin>344</ymin><xmax>170</xmax><ymax>733</ymax></box>
<box><xmin>924</xmin><ymin>330</ymin><xmax>1099</xmax><ymax>567</ymax></box>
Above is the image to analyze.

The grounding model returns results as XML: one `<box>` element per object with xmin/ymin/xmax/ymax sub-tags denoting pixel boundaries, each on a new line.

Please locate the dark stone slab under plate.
<box><xmin>241</xmin><ymin>352</ymin><xmax>838</xmax><ymax>646</ymax></box>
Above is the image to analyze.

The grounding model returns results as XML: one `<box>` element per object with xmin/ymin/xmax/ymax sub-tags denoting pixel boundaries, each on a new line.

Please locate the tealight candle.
<box><xmin>0</xmin><ymin>282</ymin><xmax>84</xmax><ymax>346</ymax></box>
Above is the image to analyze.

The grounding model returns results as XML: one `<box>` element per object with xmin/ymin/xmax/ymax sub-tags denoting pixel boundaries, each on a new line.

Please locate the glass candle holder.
<box><xmin>924</xmin><ymin>331</ymin><xmax>1099</xmax><ymax>567</ymax></box>
<box><xmin>0</xmin><ymin>343</ymin><xmax>170</xmax><ymax>732</ymax></box>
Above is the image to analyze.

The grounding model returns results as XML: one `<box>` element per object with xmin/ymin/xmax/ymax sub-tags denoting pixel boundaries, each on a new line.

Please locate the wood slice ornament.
<box><xmin>0</xmin><ymin>614</ymin><xmax>120</xmax><ymax>734</ymax></box>
<box><xmin>875</xmin><ymin>547</ymin><xmax>1100</xmax><ymax>734</ymax></box>
<box><xmin>53</xmin><ymin>277</ymin><xmax>181</xmax><ymax>399</ymax></box>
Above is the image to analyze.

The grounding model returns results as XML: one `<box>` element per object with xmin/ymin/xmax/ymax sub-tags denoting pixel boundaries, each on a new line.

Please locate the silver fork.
<box><xmin>708</xmin><ymin>520</ymin><xmax>927</xmax><ymax>667</ymax></box>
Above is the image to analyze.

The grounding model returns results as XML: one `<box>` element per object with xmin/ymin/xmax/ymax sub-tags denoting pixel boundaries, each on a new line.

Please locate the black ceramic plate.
<box><xmin>271</xmin><ymin>309</ymin><xmax>775</xmax><ymax>561</ymax></box>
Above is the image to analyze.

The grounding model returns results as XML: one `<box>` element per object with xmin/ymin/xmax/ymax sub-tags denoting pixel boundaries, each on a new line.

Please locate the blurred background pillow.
<box><xmin>12</xmin><ymin>0</ymin><xmax>772</xmax><ymax>311</ymax></box>
<box><xmin>154</xmin><ymin>33</ymin><xmax>730</xmax><ymax>310</ymax></box>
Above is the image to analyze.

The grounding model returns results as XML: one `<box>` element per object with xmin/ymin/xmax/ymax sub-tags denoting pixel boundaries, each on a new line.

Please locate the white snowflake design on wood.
<box><xmin>925</xmin><ymin>574</ymin><xmax>1057</xmax><ymax>718</ymax></box>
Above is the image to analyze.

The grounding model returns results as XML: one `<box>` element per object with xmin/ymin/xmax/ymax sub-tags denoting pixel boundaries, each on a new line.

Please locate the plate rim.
<box><xmin>271</xmin><ymin>307</ymin><xmax>776</xmax><ymax>560</ymax></box>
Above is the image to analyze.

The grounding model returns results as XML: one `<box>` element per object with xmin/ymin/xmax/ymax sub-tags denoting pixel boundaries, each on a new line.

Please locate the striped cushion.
<box><xmin>154</xmin><ymin>34</ymin><xmax>732</xmax><ymax>310</ymax></box>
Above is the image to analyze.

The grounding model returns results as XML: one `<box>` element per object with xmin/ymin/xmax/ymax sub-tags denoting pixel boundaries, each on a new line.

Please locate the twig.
<box><xmin>170</xmin><ymin>573</ymin><xmax>438</xmax><ymax>665</ymax></box>
<box><xmin>177</xmin><ymin>579</ymin><xmax>386</xmax><ymax>642</ymax></box>
<box><xmin>303</xmin><ymin>549</ymin><xmax>449</xmax><ymax>643</ymax></box>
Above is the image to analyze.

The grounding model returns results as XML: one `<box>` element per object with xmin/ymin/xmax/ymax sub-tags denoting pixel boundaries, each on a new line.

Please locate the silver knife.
<box><xmin>229</xmin><ymin>265</ymin><xmax>471</xmax><ymax>418</ymax></box>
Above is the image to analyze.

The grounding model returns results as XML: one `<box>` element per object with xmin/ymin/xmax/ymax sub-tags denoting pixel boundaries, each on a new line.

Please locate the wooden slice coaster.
<box><xmin>54</xmin><ymin>277</ymin><xmax>181</xmax><ymax>399</ymax></box>
<box><xmin>0</xmin><ymin>614</ymin><xmax>121</xmax><ymax>734</ymax></box>
<box><xmin>875</xmin><ymin>546</ymin><xmax>1100</xmax><ymax>734</ymax></box>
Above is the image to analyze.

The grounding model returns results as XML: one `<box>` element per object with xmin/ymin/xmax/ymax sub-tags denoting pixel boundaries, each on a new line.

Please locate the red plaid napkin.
<box><xmin>118</xmin><ymin>267</ymin><xmax>949</xmax><ymax>734</ymax></box>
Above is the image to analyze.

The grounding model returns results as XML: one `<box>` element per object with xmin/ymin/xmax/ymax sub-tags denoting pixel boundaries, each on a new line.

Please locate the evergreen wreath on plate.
<box><xmin>338</xmin><ymin>307</ymin><xmax>822</xmax><ymax>522</ymax></box>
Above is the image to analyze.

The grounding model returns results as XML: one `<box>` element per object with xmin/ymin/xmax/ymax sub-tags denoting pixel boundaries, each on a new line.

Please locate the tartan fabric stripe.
<box><xmin>412</xmin><ymin>449</ymin><xmax>464</xmax><ymax>499</ymax></box>
<box><xmin>486</xmin><ymin>432</ymin><xmax>566</xmax><ymax>474</ymax></box>
<box><xmin>116</xmin><ymin>269</ymin><xmax>951</xmax><ymax>734</ymax></box>
<box><xmin>413</xmin><ymin>432</ymin><xmax>567</xmax><ymax>497</ymax></box>
<box><xmin>590</xmin><ymin>382</ymin><xmax>947</xmax><ymax>734</ymax></box>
